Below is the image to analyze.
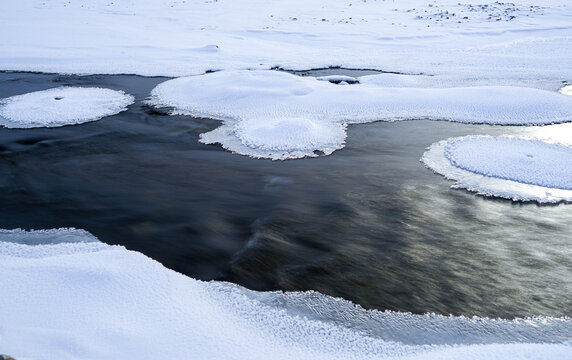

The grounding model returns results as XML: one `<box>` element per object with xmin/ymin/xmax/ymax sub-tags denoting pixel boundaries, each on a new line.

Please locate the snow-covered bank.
<box><xmin>1</xmin><ymin>228</ymin><xmax>571</xmax><ymax>360</ymax></box>
<box><xmin>421</xmin><ymin>136</ymin><xmax>572</xmax><ymax>203</ymax></box>
<box><xmin>0</xmin><ymin>87</ymin><xmax>134</xmax><ymax>128</ymax></box>
<box><xmin>1</xmin><ymin>0</ymin><xmax>571</xmax><ymax>84</ymax></box>
<box><xmin>148</xmin><ymin>70</ymin><xmax>572</xmax><ymax>159</ymax></box>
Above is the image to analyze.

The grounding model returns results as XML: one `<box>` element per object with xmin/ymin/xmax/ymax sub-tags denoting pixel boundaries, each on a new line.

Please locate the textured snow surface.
<box><xmin>1</xmin><ymin>0</ymin><xmax>571</xmax><ymax>83</ymax></box>
<box><xmin>445</xmin><ymin>137</ymin><xmax>572</xmax><ymax>190</ymax></box>
<box><xmin>0</xmin><ymin>87</ymin><xmax>134</xmax><ymax>128</ymax></box>
<box><xmin>422</xmin><ymin>136</ymin><xmax>572</xmax><ymax>203</ymax></box>
<box><xmin>1</xmin><ymin>228</ymin><xmax>571</xmax><ymax>360</ymax></box>
<box><xmin>148</xmin><ymin>70</ymin><xmax>572</xmax><ymax>159</ymax></box>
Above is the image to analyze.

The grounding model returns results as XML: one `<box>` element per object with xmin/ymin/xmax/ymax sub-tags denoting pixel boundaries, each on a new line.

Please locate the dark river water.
<box><xmin>0</xmin><ymin>71</ymin><xmax>570</xmax><ymax>319</ymax></box>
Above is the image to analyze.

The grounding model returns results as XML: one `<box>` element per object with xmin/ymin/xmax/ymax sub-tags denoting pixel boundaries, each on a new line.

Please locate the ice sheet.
<box><xmin>148</xmin><ymin>70</ymin><xmax>572</xmax><ymax>159</ymax></box>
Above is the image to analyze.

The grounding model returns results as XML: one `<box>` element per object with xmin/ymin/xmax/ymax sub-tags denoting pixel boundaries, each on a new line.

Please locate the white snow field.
<box><xmin>1</xmin><ymin>228</ymin><xmax>571</xmax><ymax>360</ymax></box>
<box><xmin>148</xmin><ymin>70</ymin><xmax>572</xmax><ymax>159</ymax></box>
<box><xmin>421</xmin><ymin>135</ymin><xmax>572</xmax><ymax>203</ymax></box>
<box><xmin>0</xmin><ymin>0</ymin><xmax>571</xmax><ymax>85</ymax></box>
<box><xmin>0</xmin><ymin>87</ymin><xmax>134</xmax><ymax>128</ymax></box>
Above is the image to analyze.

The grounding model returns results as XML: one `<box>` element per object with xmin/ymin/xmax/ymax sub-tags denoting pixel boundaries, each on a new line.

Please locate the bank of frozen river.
<box><xmin>1</xmin><ymin>228</ymin><xmax>572</xmax><ymax>360</ymax></box>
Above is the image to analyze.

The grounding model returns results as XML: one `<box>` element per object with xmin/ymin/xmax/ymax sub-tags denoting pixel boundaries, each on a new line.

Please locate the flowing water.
<box><xmin>0</xmin><ymin>71</ymin><xmax>571</xmax><ymax>318</ymax></box>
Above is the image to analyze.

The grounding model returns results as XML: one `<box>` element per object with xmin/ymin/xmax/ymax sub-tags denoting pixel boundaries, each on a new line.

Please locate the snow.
<box><xmin>0</xmin><ymin>87</ymin><xmax>134</xmax><ymax>128</ymax></box>
<box><xmin>421</xmin><ymin>136</ymin><xmax>572</xmax><ymax>203</ymax></box>
<box><xmin>1</xmin><ymin>228</ymin><xmax>571</xmax><ymax>360</ymax></box>
<box><xmin>561</xmin><ymin>85</ymin><xmax>572</xmax><ymax>96</ymax></box>
<box><xmin>148</xmin><ymin>70</ymin><xmax>572</xmax><ymax>159</ymax></box>
<box><xmin>0</xmin><ymin>0</ymin><xmax>571</xmax><ymax>85</ymax></box>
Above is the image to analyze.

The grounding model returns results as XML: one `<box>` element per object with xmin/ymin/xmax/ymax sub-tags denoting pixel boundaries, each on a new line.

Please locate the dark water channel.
<box><xmin>0</xmin><ymin>71</ymin><xmax>571</xmax><ymax>319</ymax></box>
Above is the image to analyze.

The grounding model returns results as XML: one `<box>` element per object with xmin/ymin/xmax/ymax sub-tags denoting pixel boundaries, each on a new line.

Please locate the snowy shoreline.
<box><xmin>1</xmin><ymin>228</ymin><xmax>571</xmax><ymax>360</ymax></box>
<box><xmin>1</xmin><ymin>0</ymin><xmax>571</xmax><ymax>82</ymax></box>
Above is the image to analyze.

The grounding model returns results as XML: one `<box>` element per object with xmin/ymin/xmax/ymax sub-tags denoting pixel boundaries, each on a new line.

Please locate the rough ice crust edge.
<box><xmin>421</xmin><ymin>136</ymin><xmax>572</xmax><ymax>203</ymax></box>
<box><xmin>147</xmin><ymin>70</ymin><xmax>572</xmax><ymax>160</ymax></box>
<box><xmin>1</xmin><ymin>228</ymin><xmax>571</xmax><ymax>360</ymax></box>
<box><xmin>0</xmin><ymin>87</ymin><xmax>135</xmax><ymax>128</ymax></box>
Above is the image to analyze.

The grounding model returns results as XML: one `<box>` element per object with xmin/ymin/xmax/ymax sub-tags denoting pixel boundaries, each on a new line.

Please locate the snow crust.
<box><xmin>422</xmin><ymin>136</ymin><xmax>572</xmax><ymax>203</ymax></box>
<box><xmin>1</xmin><ymin>0</ymin><xmax>571</xmax><ymax>85</ymax></box>
<box><xmin>0</xmin><ymin>87</ymin><xmax>134</xmax><ymax>128</ymax></box>
<box><xmin>148</xmin><ymin>70</ymin><xmax>572</xmax><ymax>159</ymax></box>
<box><xmin>1</xmin><ymin>228</ymin><xmax>571</xmax><ymax>360</ymax></box>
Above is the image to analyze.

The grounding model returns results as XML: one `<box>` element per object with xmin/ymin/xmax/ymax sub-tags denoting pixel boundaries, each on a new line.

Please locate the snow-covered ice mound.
<box><xmin>0</xmin><ymin>87</ymin><xmax>134</xmax><ymax>128</ymax></box>
<box><xmin>561</xmin><ymin>85</ymin><xmax>572</xmax><ymax>96</ymax></box>
<box><xmin>422</xmin><ymin>136</ymin><xmax>572</xmax><ymax>203</ymax></box>
<box><xmin>148</xmin><ymin>70</ymin><xmax>572</xmax><ymax>159</ymax></box>
<box><xmin>446</xmin><ymin>137</ymin><xmax>572</xmax><ymax>190</ymax></box>
<box><xmin>1</xmin><ymin>228</ymin><xmax>572</xmax><ymax>360</ymax></box>
<box><xmin>200</xmin><ymin>116</ymin><xmax>347</xmax><ymax>159</ymax></box>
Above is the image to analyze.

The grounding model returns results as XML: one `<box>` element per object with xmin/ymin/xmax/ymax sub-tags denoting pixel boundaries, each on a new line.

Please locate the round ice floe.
<box><xmin>235</xmin><ymin>117</ymin><xmax>346</xmax><ymax>153</ymax></box>
<box><xmin>148</xmin><ymin>70</ymin><xmax>572</xmax><ymax>160</ymax></box>
<box><xmin>422</xmin><ymin>136</ymin><xmax>572</xmax><ymax>203</ymax></box>
<box><xmin>1</xmin><ymin>228</ymin><xmax>572</xmax><ymax>359</ymax></box>
<box><xmin>0</xmin><ymin>87</ymin><xmax>134</xmax><ymax>128</ymax></box>
<box><xmin>199</xmin><ymin>119</ymin><xmax>346</xmax><ymax>160</ymax></box>
<box><xmin>445</xmin><ymin>137</ymin><xmax>572</xmax><ymax>190</ymax></box>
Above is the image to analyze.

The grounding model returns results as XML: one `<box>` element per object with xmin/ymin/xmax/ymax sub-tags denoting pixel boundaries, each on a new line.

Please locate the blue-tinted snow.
<box><xmin>1</xmin><ymin>228</ymin><xmax>571</xmax><ymax>359</ymax></box>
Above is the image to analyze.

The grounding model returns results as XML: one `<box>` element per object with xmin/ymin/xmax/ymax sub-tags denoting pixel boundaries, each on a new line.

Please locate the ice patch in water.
<box><xmin>316</xmin><ymin>75</ymin><xmax>360</xmax><ymax>84</ymax></box>
<box><xmin>0</xmin><ymin>228</ymin><xmax>110</xmax><ymax>258</ymax></box>
<box><xmin>1</xmin><ymin>228</ymin><xmax>571</xmax><ymax>360</ymax></box>
<box><xmin>0</xmin><ymin>87</ymin><xmax>134</xmax><ymax>128</ymax></box>
<box><xmin>200</xmin><ymin>117</ymin><xmax>345</xmax><ymax>159</ymax></box>
<box><xmin>445</xmin><ymin>136</ymin><xmax>572</xmax><ymax>190</ymax></box>
<box><xmin>148</xmin><ymin>70</ymin><xmax>572</xmax><ymax>160</ymax></box>
<box><xmin>422</xmin><ymin>135</ymin><xmax>572</xmax><ymax>203</ymax></box>
<box><xmin>0</xmin><ymin>228</ymin><xmax>99</xmax><ymax>245</ymax></box>
<box><xmin>233</xmin><ymin>117</ymin><xmax>346</xmax><ymax>157</ymax></box>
